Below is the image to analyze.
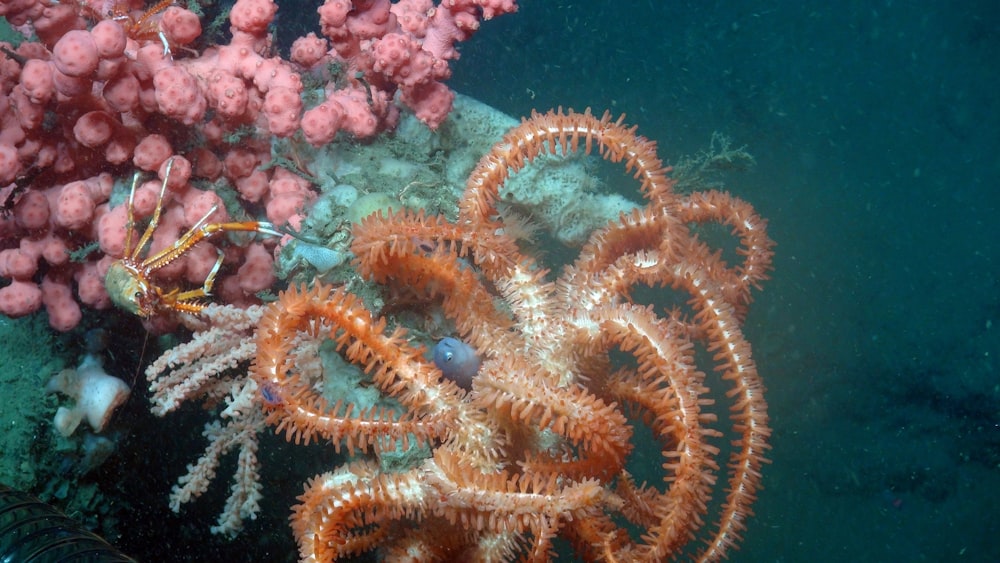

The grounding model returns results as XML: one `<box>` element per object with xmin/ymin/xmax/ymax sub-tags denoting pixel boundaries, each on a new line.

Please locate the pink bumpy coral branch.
<box><xmin>0</xmin><ymin>0</ymin><xmax>516</xmax><ymax>329</ymax></box>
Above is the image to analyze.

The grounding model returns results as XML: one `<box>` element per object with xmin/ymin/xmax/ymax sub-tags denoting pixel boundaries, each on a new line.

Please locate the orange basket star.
<box><xmin>252</xmin><ymin>109</ymin><xmax>774</xmax><ymax>562</ymax></box>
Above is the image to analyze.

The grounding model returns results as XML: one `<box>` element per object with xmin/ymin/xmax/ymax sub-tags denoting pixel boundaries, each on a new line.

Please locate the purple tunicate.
<box><xmin>433</xmin><ymin>337</ymin><xmax>480</xmax><ymax>390</ymax></box>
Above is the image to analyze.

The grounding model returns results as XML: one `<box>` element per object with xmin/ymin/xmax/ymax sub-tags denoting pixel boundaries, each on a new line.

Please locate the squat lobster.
<box><xmin>105</xmin><ymin>158</ymin><xmax>282</xmax><ymax>318</ymax></box>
